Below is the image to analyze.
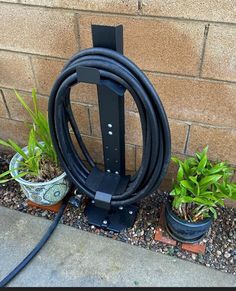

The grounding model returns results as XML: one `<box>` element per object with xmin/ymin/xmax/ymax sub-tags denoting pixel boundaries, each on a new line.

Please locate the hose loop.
<box><xmin>49</xmin><ymin>47</ymin><xmax>171</xmax><ymax>206</ymax></box>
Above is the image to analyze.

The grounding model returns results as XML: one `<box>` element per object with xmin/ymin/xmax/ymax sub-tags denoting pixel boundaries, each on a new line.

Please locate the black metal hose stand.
<box><xmin>0</xmin><ymin>24</ymin><xmax>171</xmax><ymax>287</ymax></box>
<box><xmin>48</xmin><ymin>25</ymin><xmax>171</xmax><ymax>232</ymax></box>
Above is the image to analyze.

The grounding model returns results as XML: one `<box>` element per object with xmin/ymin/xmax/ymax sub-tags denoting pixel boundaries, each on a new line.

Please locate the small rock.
<box><xmin>224</xmin><ymin>252</ymin><xmax>231</xmax><ymax>259</ymax></box>
<box><xmin>192</xmin><ymin>254</ymin><xmax>197</xmax><ymax>260</ymax></box>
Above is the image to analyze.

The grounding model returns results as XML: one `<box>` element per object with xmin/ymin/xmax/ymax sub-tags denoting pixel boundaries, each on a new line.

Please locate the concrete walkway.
<box><xmin>0</xmin><ymin>206</ymin><xmax>235</xmax><ymax>287</ymax></box>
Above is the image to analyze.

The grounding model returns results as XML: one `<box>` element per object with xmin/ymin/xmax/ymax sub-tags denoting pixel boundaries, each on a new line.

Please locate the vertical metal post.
<box><xmin>84</xmin><ymin>25</ymin><xmax>138</xmax><ymax>232</ymax></box>
<box><xmin>92</xmin><ymin>25</ymin><xmax>126</xmax><ymax>176</ymax></box>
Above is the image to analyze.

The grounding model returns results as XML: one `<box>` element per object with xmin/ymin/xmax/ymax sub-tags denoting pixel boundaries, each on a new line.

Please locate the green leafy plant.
<box><xmin>14</xmin><ymin>89</ymin><xmax>57</xmax><ymax>163</ymax></box>
<box><xmin>170</xmin><ymin>146</ymin><xmax>236</xmax><ymax>222</ymax></box>
<box><xmin>0</xmin><ymin>89</ymin><xmax>59</xmax><ymax>183</ymax></box>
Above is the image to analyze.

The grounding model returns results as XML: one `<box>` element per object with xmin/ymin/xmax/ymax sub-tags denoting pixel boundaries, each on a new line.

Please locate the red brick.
<box><xmin>181</xmin><ymin>242</ymin><xmax>206</xmax><ymax>254</ymax></box>
<box><xmin>154</xmin><ymin>228</ymin><xmax>177</xmax><ymax>246</ymax></box>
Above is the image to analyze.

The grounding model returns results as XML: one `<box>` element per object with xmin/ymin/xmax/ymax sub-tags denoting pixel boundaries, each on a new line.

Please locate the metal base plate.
<box><xmin>84</xmin><ymin>201</ymin><xmax>138</xmax><ymax>232</ymax></box>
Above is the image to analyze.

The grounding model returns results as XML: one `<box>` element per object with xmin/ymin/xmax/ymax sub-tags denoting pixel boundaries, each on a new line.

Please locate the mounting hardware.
<box><xmin>94</xmin><ymin>191</ymin><xmax>112</xmax><ymax>210</ymax></box>
<box><xmin>129</xmin><ymin>210</ymin><xmax>133</xmax><ymax>215</ymax></box>
<box><xmin>103</xmin><ymin>220</ymin><xmax>108</xmax><ymax>225</ymax></box>
<box><xmin>108</xmin><ymin>131</ymin><xmax>113</xmax><ymax>135</ymax></box>
<box><xmin>85</xmin><ymin>202</ymin><xmax>138</xmax><ymax>232</ymax></box>
<box><xmin>108</xmin><ymin>124</ymin><xmax>112</xmax><ymax>128</ymax></box>
<box><xmin>69</xmin><ymin>196</ymin><xmax>82</xmax><ymax>208</ymax></box>
<box><xmin>115</xmin><ymin>171</ymin><xmax>119</xmax><ymax>174</ymax></box>
<box><xmin>119</xmin><ymin>206</ymin><xmax>123</xmax><ymax>210</ymax></box>
<box><xmin>69</xmin><ymin>188</ymin><xmax>83</xmax><ymax>208</ymax></box>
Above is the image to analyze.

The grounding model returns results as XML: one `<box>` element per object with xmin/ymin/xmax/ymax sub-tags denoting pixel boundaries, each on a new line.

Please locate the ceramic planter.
<box><xmin>165</xmin><ymin>198</ymin><xmax>212</xmax><ymax>243</ymax></box>
<box><xmin>9</xmin><ymin>145</ymin><xmax>70</xmax><ymax>206</ymax></box>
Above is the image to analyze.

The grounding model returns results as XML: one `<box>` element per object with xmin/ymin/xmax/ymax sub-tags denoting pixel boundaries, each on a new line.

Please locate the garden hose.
<box><xmin>48</xmin><ymin>47</ymin><xmax>171</xmax><ymax>205</ymax></box>
<box><xmin>0</xmin><ymin>194</ymin><xmax>70</xmax><ymax>287</ymax></box>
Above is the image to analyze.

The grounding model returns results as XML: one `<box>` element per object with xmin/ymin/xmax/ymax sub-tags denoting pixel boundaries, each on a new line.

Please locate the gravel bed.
<box><xmin>0</xmin><ymin>153</ymin><xmax>235</xmax><ymax>275</ymax></box>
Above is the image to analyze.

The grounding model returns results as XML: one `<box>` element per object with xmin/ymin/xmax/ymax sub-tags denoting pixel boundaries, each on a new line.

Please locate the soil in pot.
<box><xmin>165</xmin><ymin>199</ymin><xmax>213</xmax><ymax>243</ymax></box>
<box><xmin>24</xmin><ymin>158</ymin><xmax>63</xmax><ymax>183</ymax></box>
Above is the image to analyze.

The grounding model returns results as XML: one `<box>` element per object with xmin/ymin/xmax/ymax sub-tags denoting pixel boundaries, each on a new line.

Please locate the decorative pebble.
<box><xmin>224</xmin><ymin>252</ymin><xmax>231</xmax><ymax>259</ymax></box>
<box><xmin>191</xmin><ymin>254</ymin><xmax>197</xmax><ymax>260</ymax></box>
<box><xmin>216</xmin><ymin>250</ymin><xmax>222</xmax><ymax>256</ymax></box>
<box><xmin>41</xmin><ymin>211</ymin><xmax>48</xmax><ymax>217</ymax></box>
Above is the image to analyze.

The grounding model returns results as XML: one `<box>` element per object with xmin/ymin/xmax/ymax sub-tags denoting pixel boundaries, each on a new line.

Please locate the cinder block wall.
<box><xmin>0</xmin><ymin>0</ymin><xmax>235</xmax><ymax>201</ymax></box>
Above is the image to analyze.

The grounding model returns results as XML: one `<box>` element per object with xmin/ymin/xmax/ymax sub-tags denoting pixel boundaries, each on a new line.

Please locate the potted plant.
<box><xmin>165</xmin><ymin>147</ymin><xmax>236</xmax><ymax>243</ymax></box>
<box><xmin>0</xmin><ymin>89</ymin><xmax>70</xmax><ymax>205</ymax></box>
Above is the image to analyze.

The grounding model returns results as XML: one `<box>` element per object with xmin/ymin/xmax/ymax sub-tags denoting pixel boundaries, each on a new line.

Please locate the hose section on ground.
<box><xmin>48</xmin><ymin>47</ymin><xmax>171</xmax><ymax>206</ymax></box>
<box><xmin>0</xmin><ymin>195</ymin><xmax>70</xmax><ymax>287</ymax></box>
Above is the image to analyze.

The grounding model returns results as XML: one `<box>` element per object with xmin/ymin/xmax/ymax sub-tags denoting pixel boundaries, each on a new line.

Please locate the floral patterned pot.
<box><xmin>9</xmin><ymin>145</ymin><xmax>70</xmax><ymax>206</ymax></box>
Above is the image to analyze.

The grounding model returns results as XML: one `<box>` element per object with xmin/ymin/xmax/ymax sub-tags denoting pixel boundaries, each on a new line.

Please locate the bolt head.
<box><xmin>91</xmin><ymin>200</ymin><xmax>95</xmax><ymax>204</ymax></box>
<box><xmin>115</xmin><ymin>171</ymin><xmax>119</xmax><ymax>175</ymax></box>
<box><xmin>119</xmin><ymin>206</ymin><xmax>123</xmax><ymax>210</ymax></box>
<box><xmin>129</xmin><ymin>210</ymin><xmax>133</xmax><ymax>215</ymax></box>
<box><xmin>108</xmin><ymin>131</ymin><xmax>113</xmax><ymax>135</ymax></box>
<box><xmin>108</xmin><ymin>124</ymin><xmax>112</xmax><ymax>128</ymax></box>
<box><xmin>103</xmin><ymin>220</ymin><xmax>108</xmax><ymax>225</ymax></box>
<box><xmin>73</xmin><ymin>188</ymin><xmax>79</xmax><ymax>195</ymax></box>
<box><xmin>106</xmin><ymin>169</ymin><xmax>111</xmax><ymax>173</ymax></box>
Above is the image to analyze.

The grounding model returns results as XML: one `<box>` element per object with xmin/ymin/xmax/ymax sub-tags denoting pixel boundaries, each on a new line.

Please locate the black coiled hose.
<box><xmin>49</xmin><ymin>47</ymin><xmax>171</xmax><ymax>206</ymax></box>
